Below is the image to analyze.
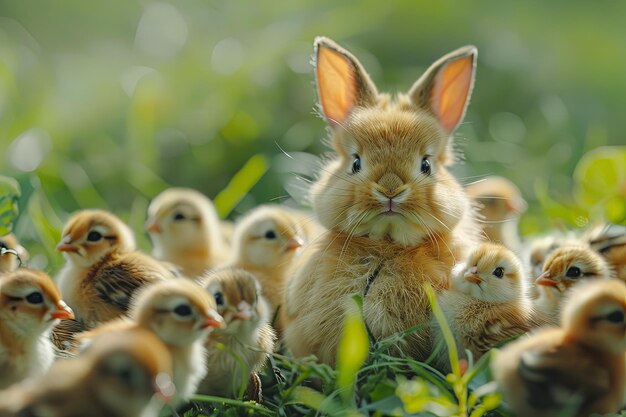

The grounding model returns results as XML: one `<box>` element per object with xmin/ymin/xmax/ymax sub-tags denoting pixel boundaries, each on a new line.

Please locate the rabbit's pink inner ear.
<box><xmin>316</xmin><ymin>45</ymin><xmax>357</xmax><ymax>126</ymax></box>
<box><xmin>431</xmin><ymin>55</ymin><xmax>474</xmax><ymax>132</ymax></box>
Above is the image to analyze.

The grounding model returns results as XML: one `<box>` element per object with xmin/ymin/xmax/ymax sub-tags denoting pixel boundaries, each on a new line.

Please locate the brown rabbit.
<box><xmin>283</xmin><ymin>37</ymin><xmax>480</xmax><ymax>366</ymax></box>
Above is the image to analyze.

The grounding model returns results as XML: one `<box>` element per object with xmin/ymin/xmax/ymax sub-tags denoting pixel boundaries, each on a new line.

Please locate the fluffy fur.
<box><xmin>78</xmin><ymin>279</ymin><xmax>224</xmax><ymax>406</ymax></box>
<box><xmin>0</xmin><ymin>269</ymin><xmax>74</xmax><ymax>389</ymax></box>
<box><xmin>198</xmin><ymin>268</ymin><xmax>276</xmax><ymax>399</ymax></box>
<box><xmin>0</xmin><ymin>234</ymin><xmax>28</xmax><ymax>273</ymax></box>
<box><xmin>492</xmin><ymin>279</ymin><xmax>626</xmax><ymax>417</ymax></box>
<box><xmin>283</xmin><ymin>37</ymin><xmax>480</xmax><ymax>364</ymax></box>
<box><xmin>433</xmin><ymin>243</ymin><xmax>532</xmax><ymax>371</ymax></box>
<box><xmin>533</xmin><ymin>245</ymin><xmax>613</xmax><ymax>326</ymax></box>
<box><xmin>584</xmin><ymin>223</ymin><xmax>626</xmax><ymax>283</ymax></box>
<box><xmin>55</xmin><ymin>209</ymin><xmax>174</xmax><ymax>328</ymax></box>
<box><xmin>146</xmin><ymin>188</ymin><xmax>228</xmax><ymax>279</ymax></box>
<box><xmin>231</xmin><ymin>205</ymin><xmax>320</xmax><ymax>331</ymax></box>
<box><xmin>0</xmin><ymin>328</ymin><xmax>174</xmax><ymax>417</ymax></box>
<box><xmin>465</xmin><ymin>176</ymin><xmax>526</xmax><ymax>252</ymax></box>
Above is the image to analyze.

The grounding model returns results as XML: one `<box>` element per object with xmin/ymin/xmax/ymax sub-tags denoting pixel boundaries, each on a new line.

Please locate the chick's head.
<box><xmin>204</xmin><ymin>268</ymin><xmax>268</xmax><ymax>336</ymax></box>
<box><xmin>233</xmin><ymin>206</ymin><xmax>304</xmax><ymax>269</ymax></box>
<box><xmin>0</xmin><ymin>234</ymin><xmax>28</xmax><ymax>273</ymax></box>
<box><xmin>0</xmin><ymin>269</ymin><xmax>74</xmax><ymax>335</ymax></box>
<box><xmin>145</xmin><ymin>188</ymin><xmax>222</xmax><ymax>258</ymax></box>
<box><xmin>536</xmin><ymin>246</ymin><xmax>612</xmax><ymax>294</ymax></box>
<box><xmin>562</xmin><ymin>279</ymin><xmax>626</xmax><ymax>354</ymax></box>
<box><xmin>85</xmin><ymin>328</ymin><xmax>175</xmax><ymax>414</ymax></box>
<box><xmin>453</xmin><ymin>243</ymin><xmax>524</xmax><ymax>303</ymax></box>
<box><xmin>130</xmin><ymin>280</ymin><xmax>224</xmax><ymax>346</ymax></box>
<box><xmin>57</xmin><ymin>210</ymin><xmax>135</xmax><ymax>268</ymax></box>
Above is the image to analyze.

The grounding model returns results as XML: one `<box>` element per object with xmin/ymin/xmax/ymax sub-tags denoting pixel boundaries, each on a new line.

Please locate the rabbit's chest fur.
<box><xmin>285</xmin><ymin>232</ymin><xmax>459</xmax><ymax>365</ymax></box>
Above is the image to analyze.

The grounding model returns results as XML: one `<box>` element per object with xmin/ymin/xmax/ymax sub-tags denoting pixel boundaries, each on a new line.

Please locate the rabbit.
<box><xmin>283</xmin><ymin>36</ymin><xmax>480</xmax><ymax>366</ymax></box>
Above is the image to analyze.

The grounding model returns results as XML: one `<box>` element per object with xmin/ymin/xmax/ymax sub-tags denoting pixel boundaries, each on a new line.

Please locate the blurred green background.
<box><xmin>1</xmin><ymin>0</ymin><xmax>625</xmax><ymax>273</ymax></box>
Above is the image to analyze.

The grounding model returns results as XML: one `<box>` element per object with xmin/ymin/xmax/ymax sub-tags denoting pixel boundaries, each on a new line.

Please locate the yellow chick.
<box><xmin>433</xmin><ymin>243</ymin><xmax>532</xmax><ymax>371</ymax></box>
<box><xmin>533</xmin><ymin>245</ymin><xmax>613</xmax><ymax>326</ymax></box>
<box><xmin>198</xmin><ymin>268</ymin><xmax>276</xmax><ymax>400</ymax></box>
<box><xmin>55</xmin><ymin>209</ymin><xmax>175</xmax><ymax>328</ymax></box>
<box><xmin>0</xmin><ymin>327</ymin><xmax>175</xmax><ymax>417</ymax></box>
<box><xmin>231</xmin><ymin>205</ymin><xmax>318</xmax><ymax>330</ymax></box>
<box><xmin>0</xmin><ymin>234</ymin><xmax>28</xmax><ymax>273</ymax></box>
<box><xmin>78</xmin><ymin>279</ymin><xmax>224</xmax><ymax>406</ymax></box>
<box><xmin>492</xmin><ymin>279</ymin><xmax>626</xmax><ymax>417</ymax></box>
<box><xmin>585</xmin><ymin>223</ymin><xmax>626</xmax><ymax>283</ymax></box>
<box><xmin>466</xmin><ymin>176</ymin><xmax>527</xmax><ymax>252</ymax></box>
<box><xmin>0</xmin><ymin>269</ymin><xmax>74</xmax><ymax>389</ymax></box>
<box><xmin>145</xmin><ymin>188</ymin><xmax>228</xmax><ymax>279</ymax></box>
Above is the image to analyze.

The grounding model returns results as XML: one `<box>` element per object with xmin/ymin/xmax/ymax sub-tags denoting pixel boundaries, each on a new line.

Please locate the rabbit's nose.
<box><xmin>377</xmin><ymin>173</ymin><xmax>404</xmax><ymax>197</ymax></box>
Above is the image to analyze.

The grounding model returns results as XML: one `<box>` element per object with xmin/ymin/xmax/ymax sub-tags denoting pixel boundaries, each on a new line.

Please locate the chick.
<box><xmin>525</xmin><ymin>234</ymin><xmax>584</xmax><ymax>299</ymax></box>
<box><xmin>146</xmin><ymin>188</ymin><xmax>228</xmax><ymax>279</ymax></box>
<box><xmin>55</xmin><ymin>209</ymin><xmax>175</xmax><ymax>328</ymax></box>
<box><xmin>533</xmin><ymin>245</ymin><xmax>613</xmax><ymax>326</ymax></box>
<box><xmin>584</xmin><ymin>223</ymin><xmax>626</xmax><ymax>283</ymax></box>
<box><xmin>198</xmin><ymin>268</ymin><xmax>275</xmax><ymax>400</ymax></box>
<box><xmin>0</xmin><ymin>234</ymin><xmax>28</xmax><ymax>272</ymax></box>
<box><xmin>0</xmin><ymin>269</ymin><xmax>74</xmax><ymax>389</ymax></box>
<box><xmin>433</xmin><ymin>243</ymin><xmax>532</xmax><ymax>371</ymax></box>
<box><xmin>466</xmin><ymin>176</ymin><xmax>527</xmax><ymax>252</ymax></box>
<box><xmin>492</xmin><ymin>279</ymin><xmax>626</xmax><ymax>417</ymax></box>
<box><xmin>78</xmin><ymin>279</ymin><xmax>224</xmax><ymax>406</ymax></box>
<box><xmin>0</xmin><ymin>327</ymin><xmax>175</xmax><ymax>417</ymax></box>
<box><xmin>231</xmin><ymin>205</ymin><xmax>319</xmax><ymax>330</ymax></box>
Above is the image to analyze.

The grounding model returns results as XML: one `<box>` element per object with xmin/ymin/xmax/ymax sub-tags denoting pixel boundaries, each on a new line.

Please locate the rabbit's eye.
<box><xmin>420</xmin><ymin>157</ymin><xmax>431</xmax><ymax>175</ymax></box>
<box><xmin>351</xmin><ymin>154</ymin><xmax>361</xmax><ymax>174</ymax></box>
<box><xmin>566</xmin><ymin>266</ymin><xmax>582</xmax><ymax>278</ymax></box>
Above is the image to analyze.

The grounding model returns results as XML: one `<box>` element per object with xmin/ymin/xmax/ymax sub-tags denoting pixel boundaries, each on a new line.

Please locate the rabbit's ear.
<box><xmin>409</xmin><ymin>46</ymin><xmax>477</xmax><ymax>133</ymax></box>
<box><xmin>314</xmin><ymin>37</ymin><xmax>378</xmax><ymax>126</ymax></box>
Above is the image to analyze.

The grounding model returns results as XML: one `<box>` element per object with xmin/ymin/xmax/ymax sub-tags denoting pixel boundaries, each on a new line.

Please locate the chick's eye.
<box><xmin>86</xmin><ymin>231</ymin><xmax>102</xmax><ymax>242</ymax></box>
<box><xmin>173</xmin><ymin>304</ymin><xmax>192</xmax><ymax>317</ymax></box>
<box><xmin>173</xmin><ymin>212</ymin><xmax>185</xmax><ymax>221</ymax></box>
<box><xmin>420</xmin><ymin>157</ymin><xmax>431</xmax><ymax>175</ymax></box>
<box><xmin>566</xmin><ymin>266</ymin><xmax>581</xmax><ymax>278</ymax></box>
<box><xmin>606</xmin><ymin>310</ymin><xmax>625</xmax><ymax>324</ymax></box>
<box><xmin>492</xmin><ymin>267</ymin><xmax>504</xmax><ymax>279</ymax></box>
<box><xmin>214</xmin><ymin>291</ymin><xmax>224</xmax><ymax>306</ymax></box>
<box><xmin>351</xmin><ymin>154</ymin><xmax>361</xmax><ymax>174</ymax></box>
<box><xmin>264</xmin><ymin>230</ymin><xmax>276</xmax><ymax>239</ymax></box>
<box><xmin>25</xmin><ymin>292</ymin><xmax>44</xmax><ymax>304</ymax></box>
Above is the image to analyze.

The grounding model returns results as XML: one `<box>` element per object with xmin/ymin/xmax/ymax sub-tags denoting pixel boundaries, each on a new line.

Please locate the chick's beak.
<box><xmin>464</xmin><ymin>274</ymin><xmax>482</xmax><ymax>285</ymax></box>
<box><xmin>153</xmin><ymin>373</ymin><xmax>176</xmax><ymax>403</ymax></box>
<box><xmin>56</xmin><ymin>237</ymin><xmax>78</xmax><ymax>253</ymax></box>
<box><xmin>535</xmin><ymin>271</ymin><xmax>558</xmax><ymax>287</ymax></box>
<box><xmin>51</xmin><ymin>301</ymin><xmax>74</xmax><ymax>320</ymax></box>
<box><xmin>145</xmin><ymin>220</ymin><xmax>162</xmax><ymax>234</ymax></box>
<box><xmin>285</xmin><ymin>236</ymin><xmax>304</xmax><ymax>251</ymax></box>
<box><xmin>201</xmin><ymin>310</ymin><xmax>225</xmax><ymax>329</ymax></box>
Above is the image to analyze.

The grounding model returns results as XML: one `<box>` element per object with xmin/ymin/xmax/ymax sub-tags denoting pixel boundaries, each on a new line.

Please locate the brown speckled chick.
<box><xmin>533</xmin><ymin>245</ymin><xmax>613</xmax><ymax>326</ymax></box>
<box><xmin>0</xmin><ymin>269</ymin><xmax>74</xmax><ymax>389</ymax></box>
<box><xmin>146</xmin><ymin>188</ymin><xmax>228</xmax><ymax>279</ymax></box>
<box><xmin>55</xmin><ymin>209</ymin><xmax>175</xmax><ymax>328</ymax></box>
<box><xmin>584</xmin><ymin>223</ymin><xmax>626</xmax><ymax>283</ymax></box>
<box><xmin>198</xmin><ymin>268</ymin><xmax>275</xmax><ymax>400</ymax></box>
<box><xmin>492</xmin><ymin>279</ymin><xmax>626</xmax><ymax>417</ymax></box>
<box><xmin>433</xmin><ymin>243</ymin><xmax>532</xmax><ymax>371</ymax></box>
<box><xmin>0</xmin><ymin>327</ymin><xmax>175</xmax><ymax>417</ymax></box>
